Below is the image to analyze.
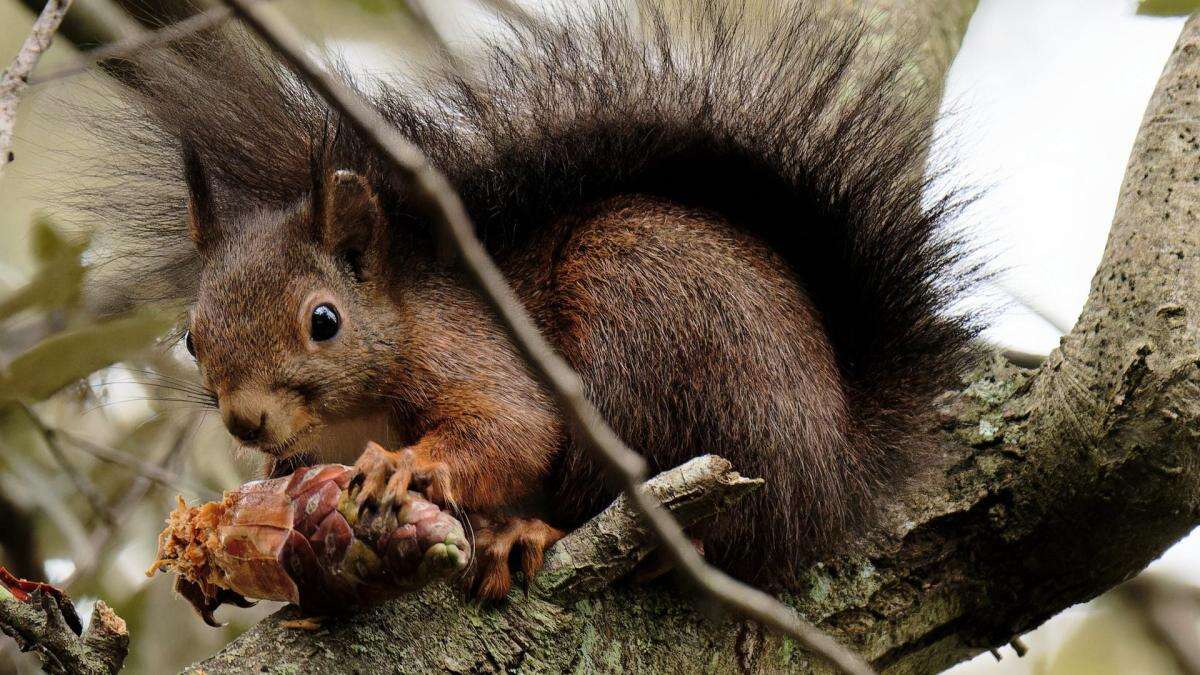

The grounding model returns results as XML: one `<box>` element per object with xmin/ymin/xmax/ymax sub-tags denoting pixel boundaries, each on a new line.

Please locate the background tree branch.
<box><xmin>0</xmin><ymin>591</ymin><xmax>127</xmax><ymax>675</ymax></box>
<box><xmin>0</xmin><ymin>0</ymin><xmax>73</xmax><ymax>178</ymax></box>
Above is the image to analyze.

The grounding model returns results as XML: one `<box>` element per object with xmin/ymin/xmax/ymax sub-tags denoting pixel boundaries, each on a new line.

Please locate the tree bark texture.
<box><xmin>185</xmin><ymin>2</ymin><xmax>1200</xmax><ymax>674</ymax></box>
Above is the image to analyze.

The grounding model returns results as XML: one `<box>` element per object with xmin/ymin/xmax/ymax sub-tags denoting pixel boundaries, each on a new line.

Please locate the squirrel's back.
<box><xmin>72</xmin><ymin>0</ymin><xmax>979</xmax><ymax>581</ymax></box>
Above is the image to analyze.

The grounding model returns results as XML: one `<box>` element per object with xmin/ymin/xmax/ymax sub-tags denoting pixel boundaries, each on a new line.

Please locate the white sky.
<box><xmin>939</xmin><ymin>0</ymin><xmax>1187</xmax><ymax>354</ymax></box>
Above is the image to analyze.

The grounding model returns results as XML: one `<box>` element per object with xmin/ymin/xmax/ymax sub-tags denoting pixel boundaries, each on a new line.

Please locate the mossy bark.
<box><xmin>192</xmin><ymin>3</ymin><xmax>1200</xmax><ymax>674</ymax></box>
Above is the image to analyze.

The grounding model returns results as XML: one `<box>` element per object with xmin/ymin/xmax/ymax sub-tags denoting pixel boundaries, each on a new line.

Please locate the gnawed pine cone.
<box><xmin>148</xmin><ymin>464</ymin><xmax>469</xmax><ymax>624</ymax></box>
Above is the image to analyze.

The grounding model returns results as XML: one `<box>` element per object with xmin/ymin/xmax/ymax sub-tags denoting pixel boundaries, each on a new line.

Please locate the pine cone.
<box><xmin>147</xmin><ymin>464</ymin><xmax>470</xmax><ymax>624</ymax></box>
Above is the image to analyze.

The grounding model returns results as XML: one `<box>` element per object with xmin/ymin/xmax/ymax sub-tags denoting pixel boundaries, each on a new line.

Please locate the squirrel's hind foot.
<box><xmin>465</xmin><ymin>515</ymin><xmax>565</xmax><ymax>601</ymax></box>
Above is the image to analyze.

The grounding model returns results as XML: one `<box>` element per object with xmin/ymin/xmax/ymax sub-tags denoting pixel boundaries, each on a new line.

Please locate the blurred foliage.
<box><xmin>0</xmin><ymin>2</ymin><xmax>429</xmax><ymax>671</ymax></box>
<box><xmin>1</xmin><ymin>308</ymin><xmax>177</xmax><ymax>402</ymax></box>
<box><xmin>1138</xmin><ymin>0</ymin><xmax>1200</xmax><ymax>16</ymax></box>
<box><xmin>0</xmin><ymin>216</ymin><xmax>254</xmax><ymax>673</ymax></box>
<box><xmin>0</xmin><ymin>218</ymin><xmax>86</xmax><ymax>320</ymax></box>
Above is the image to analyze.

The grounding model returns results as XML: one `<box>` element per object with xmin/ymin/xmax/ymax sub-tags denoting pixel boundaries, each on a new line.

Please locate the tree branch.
<box><xmin>1</xmin><ymin>0</ymin><xmax>74</xmax><ymax>179</ymax></box>
<box><xmin>537</xmin><ymin>455</ymin><xmax>763</xmax><ymax>598</ymax></box>
<box><xmin>0</xmin><ymin>591</ymin><xmax>127</xmax><ymax>675</ymax></box>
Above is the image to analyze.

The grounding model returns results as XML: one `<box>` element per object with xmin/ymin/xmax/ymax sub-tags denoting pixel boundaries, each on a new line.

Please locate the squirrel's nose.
<box><xmin>225</xmin><ymin>410</ymin><xmax>267</xmax><ymax>444</ymax></box>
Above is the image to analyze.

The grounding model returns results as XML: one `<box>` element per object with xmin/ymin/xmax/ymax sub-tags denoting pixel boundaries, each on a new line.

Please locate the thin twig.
<box><xmin>16</xmin><ymin>403</ymin><xmax>115</xmax><ymax>527</ymax></box>
<box><xmin>539</xmin><ymin>455</ymin><xmax>763</xmax><ymax>598</ymax></box>
<box><xmin>473</xmin><ymin>0</ymin><xmax>540</xmax><ymax>28</ymax></box>
<box><xmin>0</xmin><ymin>0</ymin><xmax>74</xmax><ymax>178</ymax></box>
<box><xmin>217</xmin><ymin>2</ymin><xmax>874</xmax><ymax>673</ymax></box>
<box><xmin>29</xmin><ymin>5</ymin><xmax>234</xmax><ymax>86</ymax></box>
<box><xmin>65</xmin><ymin>413</ymin><xmax>204</xmax><ymax>588</ymax></box>
<box><xmin>53</xmin><ymin>427</ymin><xmax>213</xmax><ymax>500</ymax></box>
<box><xmin>402</xmin><ymin>1</ymin><xmax>468</xmax><ymax>76</ymax></box>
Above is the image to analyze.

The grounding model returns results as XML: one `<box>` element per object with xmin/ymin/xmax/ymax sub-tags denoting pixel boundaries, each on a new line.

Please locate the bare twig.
<box><xmin>218</xmin><ymin>2</ymin><xmax>873</xmax><ymax>673</ymax></box>
<box><xmin>0</xmin><ymin>0</ymin><xmax>74</xmax><ymax>179</ymax></box>
<box><xmin>53</xmin><ymin>427</ymin><xmax>213</xmax><ymax>500</ymax></box>
<box><xmin>539</xmin><ymin>455</ymin><xmax>763</xmax><ymax>597</ymax></box>
<box><xmin>29</xmin><ymin>5</ymin><xmax>234</xmax><ymax>86</ymax></box>
<box><xmin>64</xmin><ymin>413</ymin><xmax>205</xmax><ymax>588</ymax></box>
<box><xmin>15</xmin><ymin>403</ymin><xmax>114</xmax><ymax>527</ymax></box>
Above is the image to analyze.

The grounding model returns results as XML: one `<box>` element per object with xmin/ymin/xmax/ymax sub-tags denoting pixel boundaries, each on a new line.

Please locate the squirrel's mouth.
<box><xmin>250</xmin><ymin>423</ymin><xmax>321</xmax><ymax>458</ymax></box>
<box><xmin>241</xmin><ymin>414</ymin><xmax>394</xmax><ymax>465</ymax></box>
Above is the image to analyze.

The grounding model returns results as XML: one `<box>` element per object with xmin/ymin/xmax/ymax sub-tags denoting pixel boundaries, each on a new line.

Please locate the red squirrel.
<box><xmin>78</xmin><ymin>1</ymin><xmax>978</xmax><ymax>599</ymax></box>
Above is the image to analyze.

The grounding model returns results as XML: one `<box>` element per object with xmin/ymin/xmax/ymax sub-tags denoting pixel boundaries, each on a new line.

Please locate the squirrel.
<box><xmin>74</xmin><ymin>1</ymin><xmax>979</xmax><ymax>599</ymax></box>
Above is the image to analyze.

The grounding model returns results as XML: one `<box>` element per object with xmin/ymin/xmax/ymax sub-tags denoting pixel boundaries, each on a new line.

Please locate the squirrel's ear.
<box><xmin>316</xmin><ymin>170</ymin><xmax>386</xmax><ymax>271</ymax></box>
<box><xmin>181</xmin><ymin>139</ymin><xmax>220</xmax><ymax>254</ymax></box>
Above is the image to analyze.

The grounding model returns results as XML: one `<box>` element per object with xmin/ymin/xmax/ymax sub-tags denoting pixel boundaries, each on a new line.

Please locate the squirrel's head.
<box><xmin>180</xmin><ymin>141</ymin><xmax>408</xmax><ymax>461</ymax></box>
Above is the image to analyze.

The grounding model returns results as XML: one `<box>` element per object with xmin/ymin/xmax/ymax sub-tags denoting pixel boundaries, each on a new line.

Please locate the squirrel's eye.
<box><xmin>184</xmin><ymin>330</ymin><xmax>196</xmax><ymax>357</ymax></box>
<box><xmin>310</xmin><ymin>303</ymin><xmax>340</xmax><ymax>342</ymax></box>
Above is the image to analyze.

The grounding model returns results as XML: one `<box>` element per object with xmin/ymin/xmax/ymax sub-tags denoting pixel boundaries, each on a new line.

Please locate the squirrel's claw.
<box><xmin>351</xmin><ymin>442</ymin><xmax>394</xmax><ymax>513</ymax></box>
<box><xmin>351</xmin><ymin>442</ymin><xmax>455</xmax><ymax>518</ymax></box>
<box><xmin>466</xmin><ymin>516</ymin><xmax>564</xmax><ymax>602</ymax></box>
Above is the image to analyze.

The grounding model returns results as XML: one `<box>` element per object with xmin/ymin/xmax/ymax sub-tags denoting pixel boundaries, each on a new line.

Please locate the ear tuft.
<box><xmin>182</xmin><ymin>139</ymin><xmax>220</xmax><ymax>254</ymax></box>
<box><xmin>317</xmin><ymin>169</ymin><xmax>386</xmax><ymax>272</ymax></box>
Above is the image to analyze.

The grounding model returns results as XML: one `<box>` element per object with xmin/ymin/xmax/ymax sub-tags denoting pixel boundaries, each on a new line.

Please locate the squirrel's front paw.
<box><xmin>350</xmin><ymin>441</ymin><xmax>454</xmax><ymax>516</ymax></box>
<box><xmin>466</xmin><ymin>515</ymin><xmax>564</xmax><ymax>601</ymax></box>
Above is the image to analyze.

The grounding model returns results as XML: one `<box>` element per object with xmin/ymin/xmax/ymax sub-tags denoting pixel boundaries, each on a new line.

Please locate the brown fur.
<box><xmin>61</xmin><ymin>1</ymin><xmax>983</xmax><ymax>590</ymax></box>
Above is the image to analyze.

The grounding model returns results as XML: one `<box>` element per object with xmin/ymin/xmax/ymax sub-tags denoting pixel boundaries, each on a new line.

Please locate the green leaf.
<box><xmin>0</xmin><ymin>218</ymin><xmax>90</xmax><ymax>321</ymax></box>
<box><xmin>1138</xmin><ymin>0</ymin><xmax>1200</xmax><ymax>16</ymax></box>
<box><xmin>0</xmin><ymin>261</ymin><xmax>87</xmax><ymax>320</ymax></box>
<box><xmin>30</xmin><ymin>218</ymin><xmax>88</xmax><ymax>266</ymax></box>
<box><xmin>0</xmin><ymin>308</ymin><xmax>179</xmax><ymax>403</ymax></box>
